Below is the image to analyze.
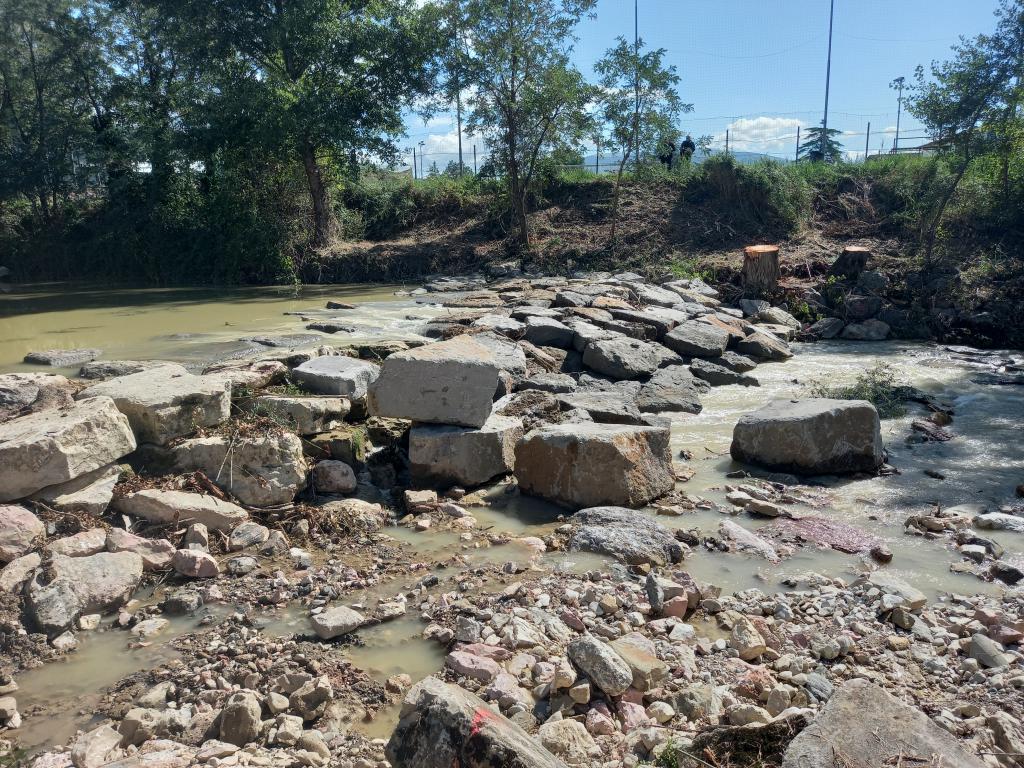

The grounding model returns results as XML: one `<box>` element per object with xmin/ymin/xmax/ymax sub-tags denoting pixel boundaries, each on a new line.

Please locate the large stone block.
<box><xmin>26</xmin><ymin>551</ymin><xmax>143</xmax><ymax>635</ymax></box>
<box><xmin>783</xmin><ymin>679</ymin><xmax>986</xmax><ymax>768</ymax></box>
<box><xmin>386</xmin><ymin>676</ymin><xmax>567</xmax><ymax>768</ymax></box>
<box><xmin>171</xmin><ymin>432</ymin><xmax>307</xmax><ymax>507</ymax></box>
<box><xmin>30</xmin><ymin>463</ymin><xmax>121</xmax><ymax>516</ymax></box>
<box><xmin>114</xmin><ymin>489</ymin><xmax>249</xmax><ymax>532</ymax></box>
<box><xmin>368</xmin><ymin>336</ymin><xmax>500</xmax><ymax>428</ymax></box>
<box><xmin>291</xmin><ymin>356</ymin><xmax>380</xmax><ymax>399</ymax></box>
<box><xmin>581</xmin><ymin>337</ymin><xmax>678</xmax><ymax>380</ymax></box>
<box><xmin>79</xmin><ymin>364</ymin><xmax>230</xmax><ymax>445</ymax></box>
<box><xmin>514</xmin><ymin>423</ymin><xmax>674</xmax><ymax>509</ymax></box>
<box><xmin>569</xmin><ymin>506</ymin><xmax>685</xmax><ymax>566</ymax></box>
<box><xmin>409</xmin><ymin>413</ymin><xmax>524</xmax><ymax>488</ymax></box>
<box><xmin>0</xmin><ymin>396</ymin><xmax>136</xmax><ymax>501</ymax></box>
<box><xmin>254</xmin><ymin>395</ymin><xmax>350</xmax><ymax>435</ymax></box>
<box><xmin>731</xmin><ymin>398</ymin><xmax>883</xmax><ymax>475</ymax></box>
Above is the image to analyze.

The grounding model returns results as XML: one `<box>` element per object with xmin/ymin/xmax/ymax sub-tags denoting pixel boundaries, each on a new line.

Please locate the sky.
<box><xmin>403</xmin><ymin>0</ymin><xmax>1004</xmax><ymax>171</ymax></box>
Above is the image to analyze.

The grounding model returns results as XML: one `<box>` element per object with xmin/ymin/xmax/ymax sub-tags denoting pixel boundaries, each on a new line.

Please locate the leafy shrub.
<box><xmin>684</xmin><ymin>155</ymin><xmax>811</xmax><ymax>236</ymax></box>
<box><xmin>808</xmin><ymin>362</ymin><xmax>908</xmax><ymax>418</ymax></box>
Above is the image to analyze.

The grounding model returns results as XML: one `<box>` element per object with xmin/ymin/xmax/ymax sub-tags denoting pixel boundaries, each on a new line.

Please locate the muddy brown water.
<box><xmin>2</xmin><ymin>284</ymin><xmax>1023</xmax><ymax>754</ymax></box>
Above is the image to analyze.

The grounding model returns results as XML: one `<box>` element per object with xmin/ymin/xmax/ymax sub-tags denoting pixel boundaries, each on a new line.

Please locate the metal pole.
<box><xmin>894</xmin><ymin>78</ymin><xmax>904</xmax><ymax>152</ymax></box>
<box><xmin>795</xmin><ymin>126</ymin><xmax>801</xmax><ymax>162</ymax></box>
<box><xmin>864</xmin><ymin>122</ymin><xmax>871</xmax><ymax>162</ymax></box>
<box><xmin>412</xmin><ymin>147</ymin><xmax>417</xmax><ymax>180</ymax></box>
<box><xmin>821</xmin><ymin>0</ymin><xmax>835</xmax><ymax>161</ymax></box>
<box><xmin>473</xmin><ymin>144</ymin><xmax>477</xmax><ymax>175</ymax></box>
<box><xmin>457</xmin><ymin>97</ymin><xmax>464</xmax><ymax>176</ymax></box>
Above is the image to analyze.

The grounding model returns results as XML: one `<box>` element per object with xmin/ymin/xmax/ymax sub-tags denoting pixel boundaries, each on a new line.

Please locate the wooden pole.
<box><xmin>864</xmin><ymin>122</ymin><xmax>871</xmax><ymax>163</ymax></box>
<box><xmin>795</xmin><ymin>126</ymin><xmax>800</xmax><ymax>162</ymax></box>
<box><xmin>742</xmin><ymin>245</ymin><xmax>781</xmax><ymax>297</ymax></box>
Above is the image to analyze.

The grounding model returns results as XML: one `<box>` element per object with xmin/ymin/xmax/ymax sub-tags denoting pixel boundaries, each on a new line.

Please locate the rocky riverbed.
<box><xmin>0</xmin><ymin>267</ymin><xmax>1022</xmax><ymax>768</ymax></box>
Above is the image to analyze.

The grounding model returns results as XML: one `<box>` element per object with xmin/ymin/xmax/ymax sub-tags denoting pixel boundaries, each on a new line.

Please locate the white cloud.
<box><xmin>714</xmin><ymin>116</ymin><xmax>806</xmax><ymax>155</ymax></box>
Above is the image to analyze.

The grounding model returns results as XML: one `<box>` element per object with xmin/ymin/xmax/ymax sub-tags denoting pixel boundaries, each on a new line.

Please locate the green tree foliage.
<box><xmin>594</xmin><ymin>36</ymin><xmax>687</xmax><ymax>243</ymax></box>
<box><xmin>153</xmin><ymin>0</ymin><xmax>440</xmax><ymax>246</ymax></box>
<box><xmin>798</xmin><ymin>126</ymin><xmax>844</xmax><ymax>163</ymax></box>
<box><xmin>0</xmin><ymin>0</ymin><xmax>96</xmax><ymax>218</ymax></box>
<box><xmin>462</xmin><ymin>0</ymin><xmax>596</xmax><ymax>246</ymax></box>
<box><xmin>907</xmin><ymin>0</ymin><xmax>1024</xmax><ymax>260</ymax></box>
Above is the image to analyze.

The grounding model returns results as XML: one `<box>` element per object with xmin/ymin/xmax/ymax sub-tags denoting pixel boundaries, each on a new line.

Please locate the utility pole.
<box><xmin>864</xmin><ymin>122</ymin><xmax>871</xmax><ymax>162</ymax></box>
<box><xmin>452</xmin><ymin>2</ymin><xmax>464</xmax><ymax>176</ymax></box>
<box><xmin>418</xmin><ymin>141</ymin><xmax>425</xmax><ymax>179</ymax></box>
<box><xmin>411</xmin><ymin>147</ymin><xmax>417</xmax><ymax>180</ymax></box>
<box><xmin>725</xmin><ymin>129</ymin><xmax>729</xmax><ymax>155</ymax></box>
<box><xmin>892</xmin><ymin>76</ymin><xmax>905</xmax><ymax>152</ymax></box>
<box><xmin>821</xmin><ymin>0</ymin><xmax>835</xmax><ymax>161</ymax></box>
<box><xmin>795</xmin><ymin>126</ymin><xmax>801</xmax><ymax>162</ymax></box>
<box><xmin>473</xmin><ymin>144</ymin><xmax>477</xmax><ymax>175</ymax></box>
<box><xmin>595</xmin><ymin>137</ymin><xmax>600</xmax><ymax>174</ymax></box>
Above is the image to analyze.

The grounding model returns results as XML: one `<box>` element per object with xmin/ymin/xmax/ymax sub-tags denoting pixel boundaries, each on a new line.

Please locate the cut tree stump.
<box><xmin>829</xmin><ymin>246</ymin><xmax>871</xmax><ymax>280</ymax></box>
<box><xmin>742</xmin><ymin>245</ymin><xmax>780</xmax><ymax>297</ymax></box>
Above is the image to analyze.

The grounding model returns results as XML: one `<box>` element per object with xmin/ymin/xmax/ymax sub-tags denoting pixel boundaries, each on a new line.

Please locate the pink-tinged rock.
<box><xmin>618</xmin><ymin>701</ymin><xmax>652</xmax><ymax>732</ymax></box>
<box><xmin>457</xmin><ymin>643</ymin><xmax>512</xmax><ymax>661</ymax></box>
<box><xmin>445</xmin><ymin>650</ymin><xmax>501</xmax><ymax>682</ymax></box>
<box><xmin>619</xmin><ymin>688</ymin><xmax>645</xmax><ymax>705</ymax></box>
<box><xmin>172</xmin><ymin>549</ymin><xmax>219</xmax><ymax>578</ymax></box>
<box><xmin>0</xmin><ymin>505</ymin><xmax>45</xmax><ymax>563</ymax></box>
<box><xmin>990</xmin><ymin>625</ymin><xmax>1024</xmax><ymax>646</ymax></box>
<box><xmin>484</xmin><ymin>672</ymin><xmax>533</xmax><ymax>708</ymax></box>
<box><xmin>560</xmin><ymin>608</ymin><xmax>586</xmax><ymax>631</ymax></box>
<box><xmin>47</xmin><ymin>528</ymin><xmax>106</xmax><ymax>558</ymax></box>
<box><xmin>662</xmin><ymin>596</ymin><xmax>691</xmax><ymax>618</ymax></box>
<box><xmin>106</xmin><ymin>528</ymin><xmax>174</xmax><ymax>570</ymax></box>
<box><xmin>585</xmin><ymin>708</ymin><xmax>616</xmax><ymax>736</ymax></box>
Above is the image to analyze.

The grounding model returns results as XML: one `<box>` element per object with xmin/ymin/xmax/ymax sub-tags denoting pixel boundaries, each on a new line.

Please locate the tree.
<box><xmin>908</xmin><ymin>0</ymin><xmax>1024</xmax><ymax>262</ymax></box>
<box><xmin>798</xmin><ymin>126</ymin><xmax>843</xmax><ymax>162</ymax></box>
<box><xmin>0</xmin><ymin>0</ymin><xmax>96</xmax><ymax>220</ymax></box>
<box><xmin>595</xmin><ymin>36</ymin><xmax>685</xmax><ymax>243</ymax></box>
<box><xmin>153</xmin><ymin>0</ymin><xmax>440</xmax><ymax>246</ymax></box>
<box><xmin>463</xmin><ymin>0</ymin><xmax>595</xmax><ymax>246</ymax></box>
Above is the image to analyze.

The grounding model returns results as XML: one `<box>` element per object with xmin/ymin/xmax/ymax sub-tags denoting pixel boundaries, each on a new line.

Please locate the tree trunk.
<box><xmin>742</xmin><ymin>245</ymin><xmax>781</xmax><ymax>297</ymax></box>
<box><xmin>300</xmin><ymin>141</ymin><xmax>334</xmax><ymax>247</ymax></box>
<box><xmin>514</xmin><ymin>190</ymin><xmax>530</xmax><ymax>246</ymax></box>
<box><xmin>828</xmin><ymin>246</ymin><xmax>870</xmax><ymax>280</ymax></box>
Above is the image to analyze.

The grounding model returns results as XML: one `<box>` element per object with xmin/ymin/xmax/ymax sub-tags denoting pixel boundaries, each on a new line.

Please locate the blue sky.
<box><xmin>404</xmin><ymin>0</ymin><xmax>1003</xmax><ymax>169</ymax></box>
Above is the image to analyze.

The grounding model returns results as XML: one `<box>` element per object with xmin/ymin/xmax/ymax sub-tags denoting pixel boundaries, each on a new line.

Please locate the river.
<box><xmin>2</xmin><ymin>283</ymin><xmax>1022</xmax><ymax>755</ymax></box>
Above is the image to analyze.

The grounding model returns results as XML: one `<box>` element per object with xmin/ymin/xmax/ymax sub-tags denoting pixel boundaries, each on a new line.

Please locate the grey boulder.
<box><xmin>0</xmin><ymin>396</ymin><xmax>136</xmax><ymax>502</ymax></box>
<box><xmin>27</xmin><ymin>551</ymin><xmax>143</xmax><ymax>635</ymax></box>
<box><xmin>569</xmin><ymin>506</ymin><xmax>685</xmax><ymax>566</ymax></box>
<box><xmin>783</xmin><ymin>679</ymin><xmax>986</xmax><ymax>768</ymax></box>
<box><xmin>291</xmin><ymin>356</ymin><xmax>380</xmax><ymax>400</ymax></box>
<box><xmin>368</xmin><ymin>336</ymin><xmax>500</xmax><ymax>428</ymax></box>
<box><xmin>515</xmin><ymin>423</ymin><xmax>674</xmax><ymax>509</ymax></box>
<box><xmin>663</xmin><ymin>321</ymin><xmax>729</xmax><ymax>358</ymax></box>
<box><xmin>581</xmin><ymin>337</ymin><xmax>678</xmax><ymax>380</ymax></box>
<box><xmin>409</xmin><ymin>412</ymin><xmax>523</xmax><ymax>488</ymax></box>
<box><xmin>78</xmin><ymin>364</ymin><xmax>230</xmax><ymax>445</ymax></box>
<box><xmin>386</xmin><ymin>676</ymin><xmax>567</xmax><ymax>768</ymax></box>
<box><xmin>731</xmin><ymin>398</ymin><xmax>883</xmax><ymax>475</ymax></box>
